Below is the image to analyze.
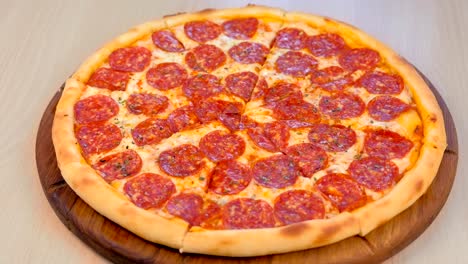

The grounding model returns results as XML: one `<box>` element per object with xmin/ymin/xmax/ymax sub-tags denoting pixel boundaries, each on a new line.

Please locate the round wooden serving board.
<box><xmin>36</xmin><ymin>70</ymin><xmax>458</xmax><ymax>264</ymax></box>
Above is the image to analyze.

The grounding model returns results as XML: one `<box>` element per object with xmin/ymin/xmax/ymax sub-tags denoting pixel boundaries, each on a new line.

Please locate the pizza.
<box><xmin>52</xmin><ymin>5</ymin><xmax>447</xmax><ymax>257</ymax></box>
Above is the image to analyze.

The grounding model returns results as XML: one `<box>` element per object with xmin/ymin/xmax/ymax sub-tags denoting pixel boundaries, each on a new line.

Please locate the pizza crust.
<box><xmin>182</xmin><ymin>212</ymin><xmax>359</xmax><ymax>257</ymax></box>
<box><xmin>53</xmin><ymin>78</ymin><xmax>86</xmax><ymax>168</ymax></box>
<box><xmin>52</xmin><ymin>5</ymin><xmax>447</xmax><ymax>257</ymax></box>
<box><xmin>164</xmin><ymin>5</ymin><xmax>286</xmax><ymax>28</ymax></box>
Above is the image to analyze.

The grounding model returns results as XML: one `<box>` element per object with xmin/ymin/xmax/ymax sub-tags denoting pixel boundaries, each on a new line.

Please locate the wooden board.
<box><xmin>35</xmin><ymin>71</ymin><xmax>458</xmax><ymax>264</ymax></box>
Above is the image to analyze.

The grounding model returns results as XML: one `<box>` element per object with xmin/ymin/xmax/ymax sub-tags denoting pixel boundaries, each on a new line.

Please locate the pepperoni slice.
<box><xmin>184</xmin><ymin>20</ymin><xmax>222</xmax><ymax>43</ymax></box>
<box><xmin>224</xmin><ymin>71</ymin><xmax>258</xmax><ymax>101</ymax></box>
<box><xmin>221</xmin><ymin>101</ymin><xmax>243</xmax><ymax>114</ymax></box>
<box><xmin>126</xmin><ymin>93</ymin><xmax>168</xmax><ymax>116</ymax></box>
<box><xmin>364</xmin><ymin>130</ymin><xmax>413</xmax><ymax>159</ymax></box>
<box><xmin>284</xmin><ymin>120</ymin><xmax>315</xmax><ymax>129</ymax></box>
<box><xmin>264</xmin><ymin>82</ymin><xmax>302</xmax><ymax>103</ymax></box>
<box><xmin>310</xmin><ymin>66</ymin><xmax>353</xmax><ymax>92</ymax></box>
<box><xmin>251</xmin><ymin>77</ymin><xmax>268</xmax><ymax>100</ymax></box>
<box><xmin>238</xmin><ymin>115</ymin><xmax>258</xmax><ymax>130</ymax></box>
<box><xmin>285</xmin><ymin>143</ymin><xmax>328</xmax><ymax>178</ymax></box>
<box><xmin>186</xmin><ymin>44</ymin><xmax>226</xmax><ymax>72</ymax></box>
<box><xmin>151</xmin><ymin>30</ymin><xmax>184</xmax><ymax>52</ymax></box>
<box><xmin>228</xmin><ymin>42</ymin><xmax>269</xmax><ymax>65</ymax></box>
<box><xmin>146</xmin><ymin>62</ymin><xmax>188</xmax><ymax>90</ymax></box>
<box><xmin>253</xmin><ymin>154</ymin><xmax>300</xmax><ymax>188</ymax></box>
<box><xmin>222</xmin><ymin>198</ymin><xmax>275</xmax><ymax>229</ymax></box>
<box><xmin>264</xmin><ymin>121</ymin><xmax>290</xmax><ymax>151</ymax></box>
<box><xmin>182</xmin><ymin>74</ymin><xmax>223</xmax><ymax>100</ymax></box>
<box><xmin>348</xmin><ymin>157</ymin><xmax>399</xmax><ymax>191</ymax></box>
<box><xmin>247</xmin><ymin>121</ymin><xmax>289</xmax><ymax>152</ymax></box>
<box><xmin>247</xmin><ymin>126</ymin><xmax>276</xmax><ymax>152</ymax></box>
<box><xmin>222</xmin><ymin>17</ymin><xmax>258</xmax><ymax>39</ymax></box>
<box><xmin>315</xmin><ymin>173</ymin><xmax>367</xmax><ymax>212</ymax></box>
<box><xmin>218</xmin><ymin>102</ymin><xmax>243</xmax><ymax>131</ymax></box>
<box><xmin>76</xmin><ymin>124</ymin><xmax>122</xmax><ymax>155</ymax></box>
<box><xmin>158</xmin><ymin>144</ymin><xmax>204</xmax><ymax>177</ymax></box>
<box><xmin>197</xmin><ymin>200</ymin><xmax>223</xmax><ymax>229</ymax></box>
<box><xmin>220</xmin><ymin>111</ymin><xmax>242</xmax><ymax>129</ymax></box>
<box><xmin>87</xmin><ymin>68</ymin><xmax>130</xmax><ymax>91</ymax></box>
<box><xmin>338</xmin><ymin>48</ymin><xmax>380</xmax><ymax>72</ymax></box>
<box><xmin>167</xmin><ymin>105</ymin><xmax>200</xmax><ymax>132</ymax></box>
<box><xmin>193</xmin><ymin>100</ymin><xmax>241</xmax><ymax>124</ymax></box>
<box><xmin>93</xmin><ymin>150</ymin><xmax>142</xmax><ymax>182</ymax></box>
<box><xmin>131</xmin><ymin>118</ymin><xmax>172</xmax><ymax>146</ymax></box>
<box><xmin>308</xmin><ymin>124</ymin><xmax>356</xmax><ymax>152</ymax></box>
<box><xmin>274</xmin><ymin>190</ymin><xmax>325</xmax><ymax>225</ymax></box>
<box><xmin>319</xmin><ymin>93</ymin><xmax>365</xmax><ymax>119</ymax></box>
<box><xmin>108</xmin><ymin>46</ymin><xmax>151</xmax><ymax>72</ymax></box>
<box><xmin>275</xmin><ymin>51</ymin><xmax>318</xmax><ymax>77</ymax></box>
<box><xmin>274</xmin><ymin>28</ymin><xmax>308</xmax><ymax>50</ymax></box>
<box><xmin>208</xmin><ymin>160</ymin><xmax>251</xmax><ymax>195</ymax></box>
<box><xmin>193</xmin><ymin>100</ymin><xmax>227</xmax><ymax>123</ymax></box>
<box><xmin>307</xmin><ymin>33</ymin><xmax>346</xmax><ymax>57</ymax></box>
<box><xmin>367</xmin><ymin>96</ymin><xmax>410</xmax><ymax>121</ymax></box>
<box><xmin>166</xmin><ymin>193</ymin><xmax>204</xmax><ymax>226</ymax></box>
<box><xmin>199</xmin><ymin>130</ymin><xmax>245</xmax><ymax>162</ymax></box>
<box><xmin>74</xmin><ymin>95</ymin><xmax>118</xmax><ymax>124</ymax></box>
<box><xmin>359</xmin><ymin>71</ymin><xmax>404</xmax><ymax>94</ymax></box>
<box><xmin>124</xmin><ymin>173</ymin><xmax>175</xmax><ymax>209</ymax></box>
<box><xmin>272</xmin><ymin>97</ymin><xmax>320</xmax><ymax>124</ymax></box>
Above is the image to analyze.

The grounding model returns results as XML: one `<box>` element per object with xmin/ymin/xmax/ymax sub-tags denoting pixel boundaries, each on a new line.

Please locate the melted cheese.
<box><xmin>112</xmin><ymin>122</ymin><xmax>227</xmax><ymax>198</ymax></box>
<box><xmin>242</xmin><ymin>21</ymin><xmax>423</xmax><ymax>204</ymax></box>
<box><xmin>76</xmin><ymin>15</ymin><xmax>424</xmax><ymax>224</ymax></box>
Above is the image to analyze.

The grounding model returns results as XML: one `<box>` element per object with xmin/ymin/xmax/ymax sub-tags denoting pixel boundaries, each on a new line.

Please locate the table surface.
<box><xmin>1</xmin><ymin>0</ymin><xmax>467</xmax><ymax>263</ymax></box>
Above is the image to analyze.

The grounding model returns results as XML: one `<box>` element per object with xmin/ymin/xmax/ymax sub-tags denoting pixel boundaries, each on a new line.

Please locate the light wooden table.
<box><xmin>0</xmin><ymin>0</ymin><xmax>466</xmax><ymax>263</ymax></box>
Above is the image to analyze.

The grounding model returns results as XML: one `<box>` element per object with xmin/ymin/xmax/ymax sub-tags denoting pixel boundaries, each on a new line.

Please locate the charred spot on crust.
<box><xmin>279</xmin><ymin>222</ymin><xmax>309</xmax><ymax>237</ymax></box>
<box><xmin>117</xmin><ymin>203</ymin><xmax>135</xmax><ymax>216</ymax></box>
<box><xmin>218</xmin><ymin>239</ymin><xmax>234</xmax><ymax>246</ymax></box>
<box><xmin>312</xmin><ymin>217</ymin><xmax>356</xmax><ymax>244</ymax></box>
<box><xmin>429</xmin><ymin>115</ymin><xmax>437</xmax><ymax>122</ymax></box>
<box><xmin>320</xmin><ymin>222</ymin><xmax>341</xmax><ymax>238</ymax></box>
<box><xmin>128</xmin><ymin>27</ymin><xmax>140</xmax><ymax>33</ymax></box>
<box><xmin>414</xmin><ymin>179</ymin><xmax>424</xmax><ymax>193</ymax></box>
<box><xmin>163</xmin><ymin>12</ymin><xmax>187</xmax><ymax>18</ymax></box>
<box><xmin>414</xmin><ymin>125</ymin><xmax>423</xmax><ymax>137</ymax></box>
<box><xmin>79</xmin><ymin>177</ymin><xmax>95</xmax><ymax>187</ymax></box>
<box><xmin>196</xmin><ymin>8</ymin><xmax>217</xmax><ymax>14</ymax></box>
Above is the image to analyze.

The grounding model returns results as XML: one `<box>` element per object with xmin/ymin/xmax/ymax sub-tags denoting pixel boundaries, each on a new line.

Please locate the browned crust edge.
<box><xmin>163</xmin><ymin>5</ymin><xmax>286</xmax><ymax>27</ymax></box>
<box><xmin>182</xmin><ymin>213</ymin><xmax>359</xmax><ymax>257</ymax></box>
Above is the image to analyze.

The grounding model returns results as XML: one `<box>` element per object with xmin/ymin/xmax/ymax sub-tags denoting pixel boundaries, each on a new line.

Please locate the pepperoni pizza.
<box><xmin>52</xmin><ymin>6</ymin><xmax>447</xmax><ymax>256</ymax></box>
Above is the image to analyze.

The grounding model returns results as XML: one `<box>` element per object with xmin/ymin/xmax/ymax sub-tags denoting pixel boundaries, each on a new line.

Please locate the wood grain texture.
<box><xmin>35</xmin><ymin>73</ymin><xmax>458</xmax><ymax>264</ymax></box>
